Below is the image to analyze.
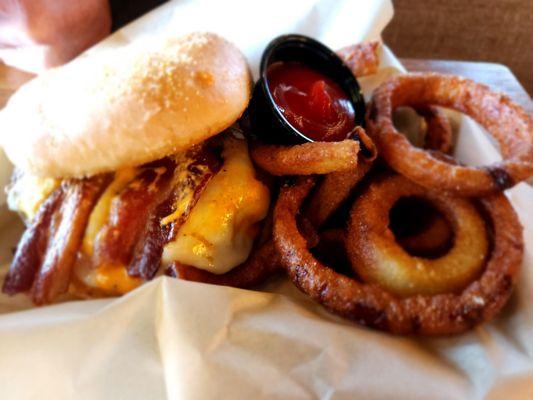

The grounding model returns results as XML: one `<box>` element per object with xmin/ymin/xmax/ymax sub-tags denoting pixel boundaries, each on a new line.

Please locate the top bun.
<box><xmin>0</xmin><ymin>32</ymin><xmax>251</xmax><ymax>178</ymax></box>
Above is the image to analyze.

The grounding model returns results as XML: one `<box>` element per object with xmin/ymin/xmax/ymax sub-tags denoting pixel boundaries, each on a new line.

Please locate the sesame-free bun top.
<box><xmin>0</xmin><ymin>32</ymin><xmax>251</xmax><ymax>178</ymax></box>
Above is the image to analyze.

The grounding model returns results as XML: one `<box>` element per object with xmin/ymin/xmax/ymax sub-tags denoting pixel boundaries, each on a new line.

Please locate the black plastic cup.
<box><xmin>248</xmin><ymin>34</ymin><xmax>366</xmax><ymax>146</ymax></box>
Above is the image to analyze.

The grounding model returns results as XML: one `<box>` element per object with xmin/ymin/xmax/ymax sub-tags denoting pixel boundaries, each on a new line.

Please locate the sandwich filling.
<box><xmin>7</xmin><ymin>131</ymin><xmax>270</xmax><ymax>298</ymax></box>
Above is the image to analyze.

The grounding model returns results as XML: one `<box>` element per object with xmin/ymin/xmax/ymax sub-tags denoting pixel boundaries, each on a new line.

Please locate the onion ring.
<box><xmin>312</xmin><ymin>229</ymin><xmax>351</xmax><ymax>270</ymax></box>
<box><xmin>273</xmin><ymin>177</ymin><xmax>523</xmax><ymax>335</ymax></box>
<box><xmin>416</xmin><ymin>106</ymin><xmax>453</xmax><ymax>153</ymax></box>
<box><xmin>304</xmin><ymin>128</ymin><xmax>376</xmax><ymax>227</ymax></box>
<box><xmin>337</xmin><ymin>41</ymin><xmax>381</xmax><ymax>77</ymax></box>
<box><xmin>347</xmin><ymin>175</ymin><xmax>488</xmax><ymax>296</ymax></box>
<box><xmin>367</xmin><ymin>73</ymin><xmax>533</xmax><ymax>195</ymax></box>
<box><xmin>305</xmin><ymin>160</ymin><xmax>372</xmax><ymax>228</ymax></box>
<box><xmin>251</xmin><ymin>139</ymin><xmax>360</xmax><ymax>176</ymax></box>
<box><xmin>394</xmin><ymin>207</ymin><xmax>453</xmax><ymax>258</ymax></box>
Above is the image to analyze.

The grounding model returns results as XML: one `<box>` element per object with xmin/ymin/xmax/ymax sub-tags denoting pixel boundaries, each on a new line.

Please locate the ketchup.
<box><xmin>267</xmin><ymin>62</ymin><xmax>356</xmax><ymax>142</ymax></box>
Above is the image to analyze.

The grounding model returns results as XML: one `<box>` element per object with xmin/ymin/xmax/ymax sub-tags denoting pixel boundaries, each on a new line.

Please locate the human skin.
<box><xmin>0</xmin><ymin>0</ymin><xmax>111</xmax><ymax>71</ymax></box>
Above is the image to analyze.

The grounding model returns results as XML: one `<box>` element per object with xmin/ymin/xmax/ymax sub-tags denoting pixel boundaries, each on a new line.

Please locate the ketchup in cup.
<box><xmin>267</xmin><ymin>62</ymin><xmax>356</xmax><ymax>142</ymax></box>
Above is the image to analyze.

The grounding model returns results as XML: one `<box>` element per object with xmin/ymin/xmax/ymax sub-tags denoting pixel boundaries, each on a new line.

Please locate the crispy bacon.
<box><xmin>89</xmin><ymin>146</ymin><xmax>221</xmax><ymax>280</ymax></box>
<box><xmin>2</xmin><ymin>176</ymin><xmax>110</xmax><ymax>304</ymax></box>
<box><xmin>31</xmin><ymin>176</ymin><xmax>111</xmax><ymax>304</ymax></box>
<box><xmin>2</xmin><ymin>188</ymin><xmax>64</xmax><ymax>295</ymax></box>
<box><xmin>93</xmin><ymin>158</ymin><xmax>177</xmax><ymax>268</ymax></box>
<box><xmin>3</xmin><ymin>142</ymin><xmax>231</xmax><ymax>303</ymax></box>
<box><xmin>128</xmin><ymin>147</ymin><xmax>222</xmax><ymax>279</ymax></box>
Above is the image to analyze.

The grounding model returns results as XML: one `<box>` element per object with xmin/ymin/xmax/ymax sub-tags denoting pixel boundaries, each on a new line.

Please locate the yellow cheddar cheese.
<box><xmin>162</xmin><ymin>135</ymin><xmax>270</xmax><ymax>274</ymax></box>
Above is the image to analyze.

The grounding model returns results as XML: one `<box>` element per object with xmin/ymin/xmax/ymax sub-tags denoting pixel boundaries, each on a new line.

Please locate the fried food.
<box><xmin>312</xmin><ymin>229</ymin><xmax>351</xmax><ymax>268</ymax></box>
<box><xmin>367</xmin><ymin>73</ymin><xmax>533</xmax><ymax>196</ymax></box>
<box><xmin>399</xmin><ymin>215</ymin><xmax>451</xmax><ymax>256</ymax></box>
<box><xmin>1</xmin><ymin>31</ymin><xmax>527</xmax><ymax>339</ymax></box>
<box><xmin>251</xmin><ymin>139</ymin><xmax>360</xmax><ymax>175</ymax></box>
<box><xmin>391</xmin><ymin>197</ymin><xmax>453</xmax><ymax>258</ymax></box>
<box><xmin>273</xmin><ymin>177</ymin><xmax>523</xmax><ymax>335</ymax></box>
<box><xmin>337</xmin><ymin>41</ymin><xmax>381</xmax><ymax>77</ymax></box>
<box><xmin>347</xmin><ymin>175</ymin><xmax>488</xmax><ymax>296</ymax></box>
<box><xmin>416</xmin><ymin>106</ymin><xmax>453</xmax><ymax>153</ymax></box>
<box><xmin>305</xmin><ymin>160</ymin><xmax>372</xmax><ymax>228</ymax></box>
<box><xmin>302</xmin><ymin>127</ymin><xmax>376</xmax><ymax>228</ymax></box>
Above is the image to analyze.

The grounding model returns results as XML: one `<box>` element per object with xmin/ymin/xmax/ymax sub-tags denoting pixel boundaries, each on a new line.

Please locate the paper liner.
<box><xmin>0</xmin><ymin>0</ymin><xmax>532</xmax><ymax>398</ymax></box>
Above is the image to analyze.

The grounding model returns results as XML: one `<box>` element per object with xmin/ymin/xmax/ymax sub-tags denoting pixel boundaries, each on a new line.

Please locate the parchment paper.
<box><xmin>0</xmin><ymin>1</ymin><xmax>532</xmax><ymax>399</ymax></box>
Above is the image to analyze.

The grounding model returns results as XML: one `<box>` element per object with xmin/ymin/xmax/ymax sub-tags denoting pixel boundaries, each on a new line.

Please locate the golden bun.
<box><xmin>0</xmin><ymin>32</ymin><xmax>251</xmax><ymax>178</ymax></box>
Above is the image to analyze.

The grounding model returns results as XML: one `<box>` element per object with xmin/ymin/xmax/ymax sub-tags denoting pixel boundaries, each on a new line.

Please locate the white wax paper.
<box><xmin>0</xmin><ymin>1</ymin><xmax>532</xmax><ymax>399</ymax></box>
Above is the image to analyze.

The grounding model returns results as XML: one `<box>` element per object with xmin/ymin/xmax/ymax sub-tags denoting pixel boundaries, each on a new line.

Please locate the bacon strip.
<box><xmin>4</xmin><ymin>144</ymin><xmax>224</xmax><ymax>302</ymax></box>
<box><xmin>128</xmin><ymin>147</ymin><xmax>222</xmax><ymax>279</ymax></box>
<box><xmin>2</xmin><ymin>188</ymin><xmax>64</xmax><ymax>295</ymax></box>
<box><xmin>2</xmin><ymin>176</ymin><xmax>109</xmax><ymax>304</ymax></box>
<box><xmin>93</xmin><ymin>158</ymin><xmax>176</xmax><ymax>268</ymax></box>
<box><xmin>31</xmin><ymin>176</ymin><xmax>111</xmax><ymax>304</ymax></box>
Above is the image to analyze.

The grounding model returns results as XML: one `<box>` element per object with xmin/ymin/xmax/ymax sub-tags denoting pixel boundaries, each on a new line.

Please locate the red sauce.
<box><xmin>267</xmin><ymin>62</ymin><xmax>356</xmax><ymax>142</ymax></box>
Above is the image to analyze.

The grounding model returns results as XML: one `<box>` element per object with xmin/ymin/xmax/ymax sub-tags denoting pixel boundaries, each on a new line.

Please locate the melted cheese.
<box><xmin>14</xmin><ymin>134</ymin><xmax>270</xmax><ymax>296</ymax></box>
<box><xmin>162</xmin><ymin>135</ymin><xmax>270</xmax><ymax>274</ymax></box>
<box><xmin>72</xmin><ymin>167</ymin><xmax>143</xmax><ymax>296</ymax></box>
<box><xmin>82</xmin><ymin>168</ymin><xmax>138</xmax><ymax>254</ymax></box>
<box><xmin>160</xmin><ymin>152</ymin><xmax>210</xmax><ymax>226</ymax></box>
<box><xmin>7</xmin><ymin>172</ymin><xmax>59</xmax><ymax>222</ymax></box>
<box><xmin>70</xmin><ymin>256</ymin><xmax>142</xmax><ymax>297</ymax></box>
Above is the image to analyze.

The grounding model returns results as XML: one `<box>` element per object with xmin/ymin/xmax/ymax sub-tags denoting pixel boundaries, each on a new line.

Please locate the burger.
<box><xmin>0</xmin><ymin>32</ymin><xmax>271</xmax><ymax>304</ymax></box>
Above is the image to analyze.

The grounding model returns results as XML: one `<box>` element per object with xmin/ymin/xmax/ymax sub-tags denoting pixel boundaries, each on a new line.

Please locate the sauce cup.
<box><xmin>248</xmin><ymin>34</ymin><xmax>367</xmax><ymax>148</ymax></box>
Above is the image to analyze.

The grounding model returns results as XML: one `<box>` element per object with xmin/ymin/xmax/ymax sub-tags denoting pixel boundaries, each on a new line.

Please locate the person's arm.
<box><xmin>0</xmin><ymin>0</ymin><xmax>111</xmax><ymax>72</ymax></box>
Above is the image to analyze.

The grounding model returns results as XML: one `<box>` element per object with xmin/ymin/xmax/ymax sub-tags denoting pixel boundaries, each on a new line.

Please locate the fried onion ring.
<box><xmin>337</xmin><ymin>41</ymin><xmax>381</xmax><ymax>77</ymax></box>
<box><xmin>274</xmin><ymin>177</ymin><xmax>523</xmax><ymax>335</ymax></box>
<box><xmin>305</xmin><ymin>160</ymin><xmax>372</xmax><ymax>228</ymax></box>
<box><xmin>416</xmin><ymin>106</ymin><xmax>453</xmax><ymax>154</ymax></box>
<box><xmin>368</xmin><ymin>73</ymin><xmax>533</xmax><ymax>195</ymax></box>
<box><xmin>303</xmin><ymin>128</ymin><xmax>376</xmax><ymax>227</ymax></box>
<box><xmin>390</xmin><ymin>199</ymin><xmax>454</xmax><ymax>258</ymax></box>
<box><xmin>251</xmin><ymin>139</ymin><xmax>360</xmax><ymax>176</ymax></box>
<box><xmin>347</xmin><ymin>175</ymin><xmax>488</xmax><ymax>296</ymax></box>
